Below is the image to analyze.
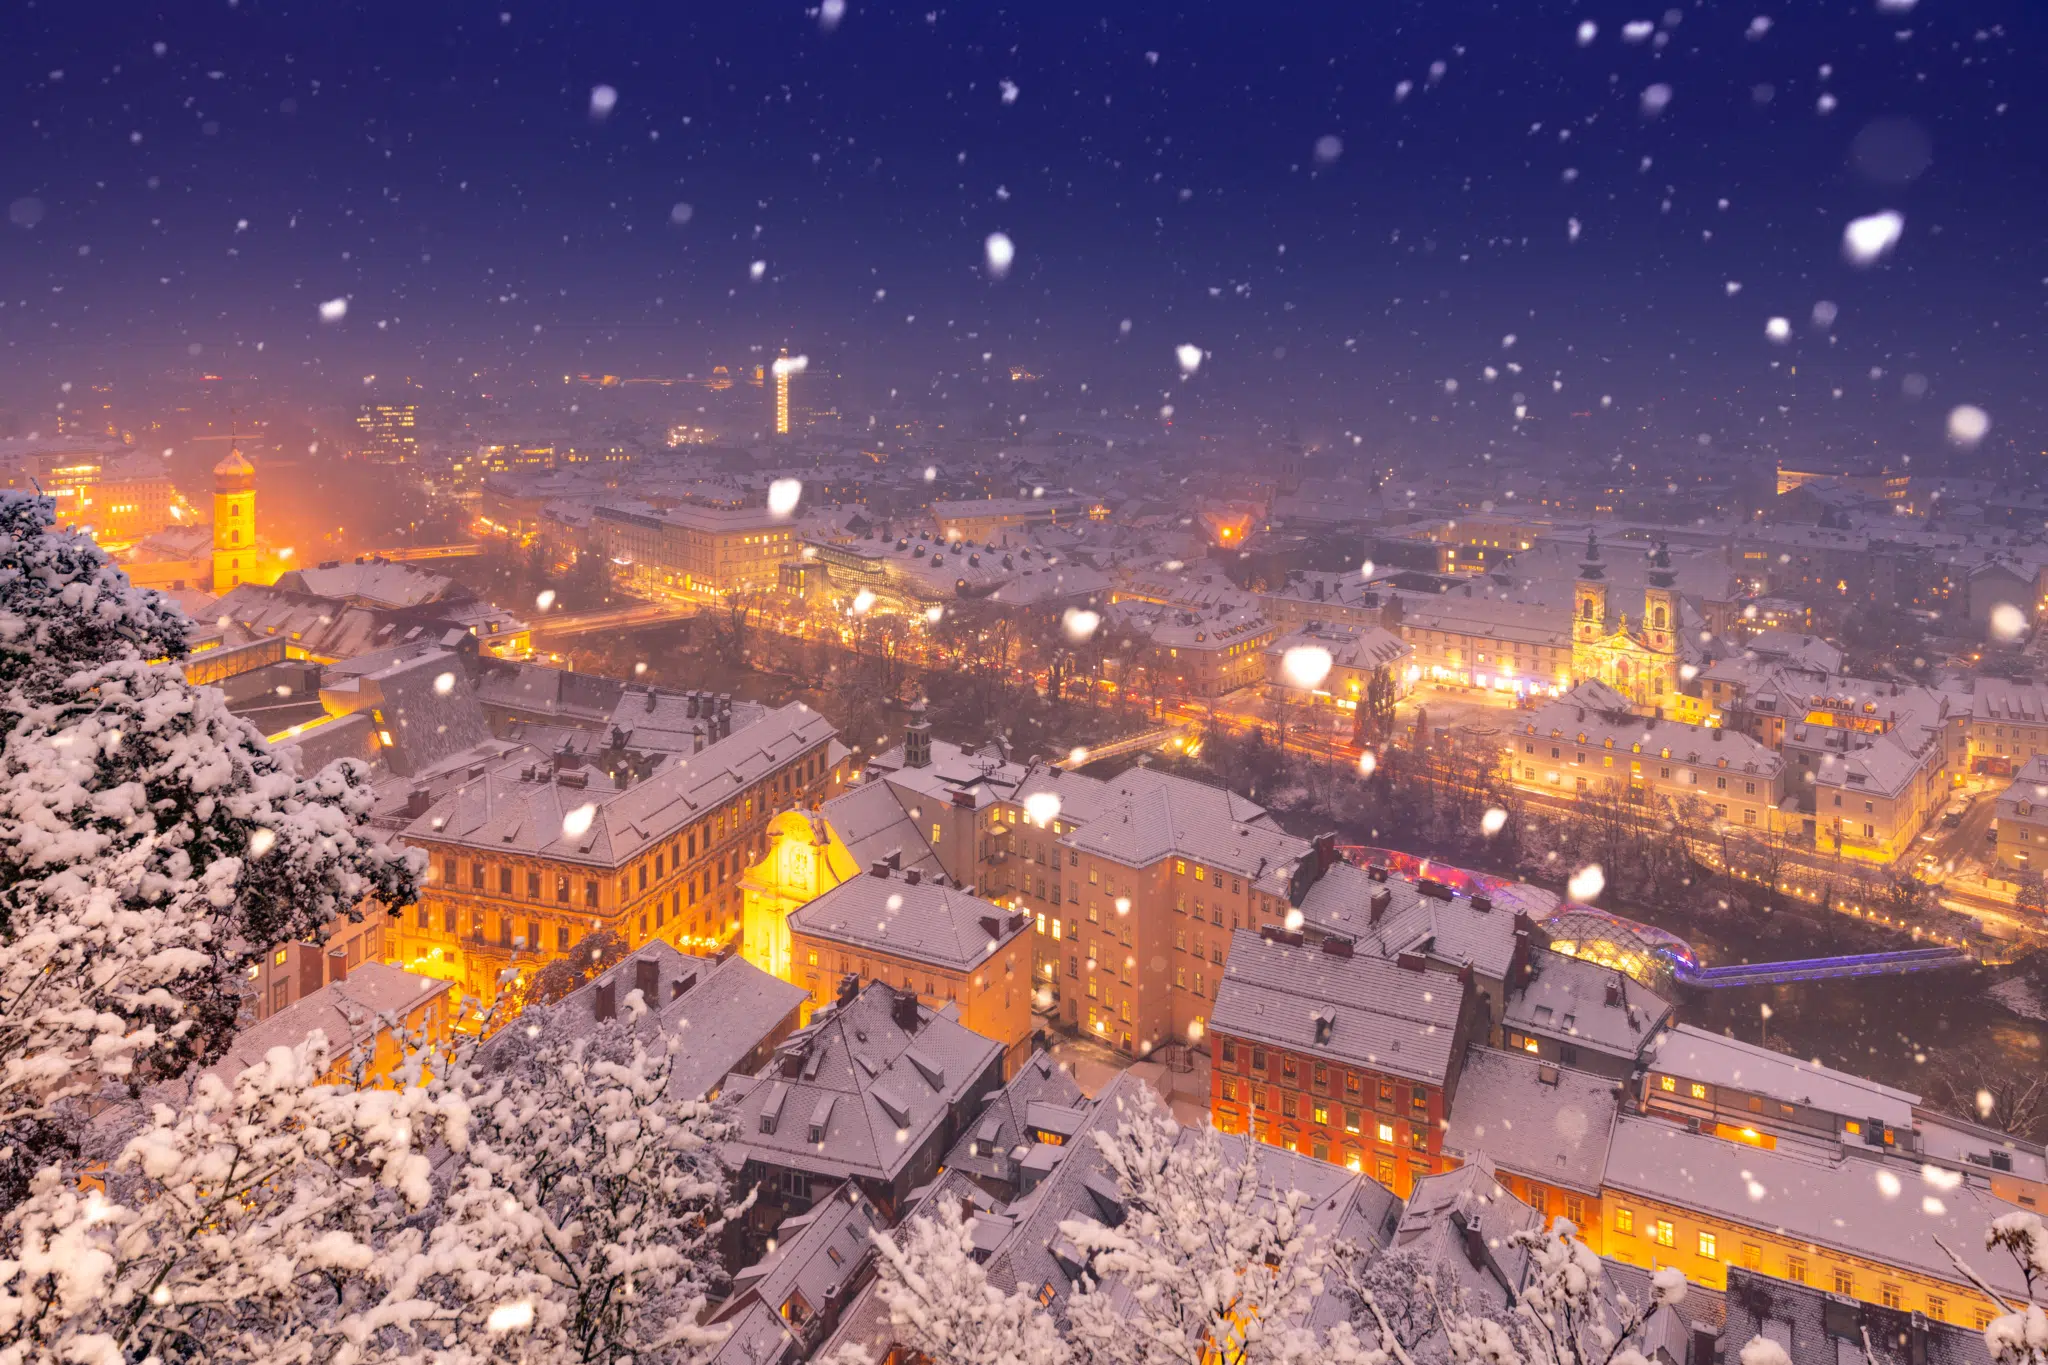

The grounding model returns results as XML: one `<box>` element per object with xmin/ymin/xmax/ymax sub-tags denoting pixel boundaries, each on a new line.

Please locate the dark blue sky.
<box><xmin>1</xmin><ymin>0</ymin><xmax>2041</xmax><ymax>449</ymax></box>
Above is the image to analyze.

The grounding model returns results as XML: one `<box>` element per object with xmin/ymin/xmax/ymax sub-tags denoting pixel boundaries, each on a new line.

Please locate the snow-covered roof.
<box><xmin>532</xmin><ymin>942</ymin><xmax>807</xmax><ymax>1102</ymax></box>
<box><xmin>1442</xmin><ymin>1048</ymin><xmax>1622</xmax><ymax>1195</ymax></box>
<box><xmin>404</xmin><ymin>701</ymin><xmax>835</xmax><ymax>868</ymax></box>
<box><xmin>1603</xmin><ymin>1115</ymin><xmax>2030</xmax><ymax>1300</ymax></box>
<box><xmin>714</xmin><ymin>1178</ymin><xmax>882</xmax><ymax>1340</ymax></box>
<box><xmin>1208</xmin><ymin>929</ymin><xmax>1467</xmax><ymax>1086</ymax></box>
<box><xmin>1504</xmin><ymin>950</ymin><xmax>1669</xmax><ymax>1062</ymax></box>
<box><xmin>1645</xmin><ymin>1025</ymin><xmax>1919</xmax><ymax>1126</ymax></box>
<box><xmin>789</xmin><ymin>870</ymin><xmax>1029</xmax><ymax>972</ymax></box>
<box><xmin>720</xmin><ymin>982</ymin><xmax>1003</xmax><ymax>1187</ymax></box>
<box><xmin>207</xmin><ymin>963</ymin><xmax>449</xmax><ymax>1083</ymax></box>
<box><xmin>941</xmin><ymin>1050</ymin><xmax>1085</xmax><ymax>1190</ymax></box>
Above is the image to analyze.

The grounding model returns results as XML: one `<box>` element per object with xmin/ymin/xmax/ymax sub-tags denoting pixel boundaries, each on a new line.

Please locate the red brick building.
<box><xmin>1207</xmin><ymin>927</ymin><xmax>1486</xmax><ymax>1197</ymax></box>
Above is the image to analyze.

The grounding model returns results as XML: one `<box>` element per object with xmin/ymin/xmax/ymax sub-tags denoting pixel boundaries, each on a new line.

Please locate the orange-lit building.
<box><xmin>1205</xmin><ymin>927</ymin><xmax>1486</xmax><ymax>1197</ymax></box>
<box><xmin>393</xmin><ymin>702</ymin><xmax>844</xmax><ymax>1014</ymax></box>
<box><xmin>208</xmin><ymin>962</ymin><xmax>453</xmax><ymax>1088</ymax></box>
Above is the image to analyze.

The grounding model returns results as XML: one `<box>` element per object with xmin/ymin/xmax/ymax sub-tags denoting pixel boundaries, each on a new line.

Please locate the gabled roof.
<box><xmin>713</xmin><ymin>1178</ymin><xmax>883</xmax><ymax>1346</ymax></box>
<box><xmin>1442</xmin><ymin>1048</ymin><xmax>1623</xmax><ymax>1195</ymax></box>
<box><xmin>1208</xmin><ymin>930</ymin><xmax>1466</xmax><ymax>1085</ymax></box>
<box><xmin>942</xmin><ymin>1050</ymin><xmax>1087</xmax><ymax>1188</ymax></box>
<box><xmin>525</xmin><ymin>942</ymin><xmax>807</xmax><ymax>1101</ymax></box>
<box><xmin>720</xmin><ymin>982</ymin><xmax>1003</xmax><ymax>1185</ymax></box>
<box><xmin>789</xmin><ymin>870</ymin><xmax>1029</xmax><ymax>972</ymax></box>
<box><xmin>206</xmin><ymin>963</ymin><xmax>449</xmax><ymax>1083</ymax></box>
<box><xmin>1504</xmin><ymin>950</ymin><xmax>1669</xmax><ymax>1061</ymax></box>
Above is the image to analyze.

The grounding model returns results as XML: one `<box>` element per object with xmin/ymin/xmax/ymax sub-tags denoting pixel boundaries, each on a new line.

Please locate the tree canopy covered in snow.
<box><xmin>0</xmin><ymin>493</ymin><xmax>420</xmax><ymax>1131</ymax></box>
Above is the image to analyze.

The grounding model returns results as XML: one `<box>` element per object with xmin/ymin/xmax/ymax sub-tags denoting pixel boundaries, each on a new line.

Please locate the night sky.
<box><xmin>1</xmin><ymin>0</ymin><xmax>2042</xmax><ymax>449</ymax></box>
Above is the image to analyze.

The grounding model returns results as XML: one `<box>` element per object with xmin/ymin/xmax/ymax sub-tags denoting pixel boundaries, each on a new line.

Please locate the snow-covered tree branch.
<box><xmin>1445</xmin><ymin>1220</ymin><xmax>1682</xmax><ymax>1365</ymax></box>
<box><xmin>0</xmin><ymin>493</ymin><xmax>421</xmax><ymax>1128</ymax></box>
<box><xmin>870</xmin><ymin>1196</ymin><xmax>1071</xmax><ymax>1365</ymax></box>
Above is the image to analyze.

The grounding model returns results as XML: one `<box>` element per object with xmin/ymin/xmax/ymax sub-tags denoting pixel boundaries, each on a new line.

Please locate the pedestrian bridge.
<box><xmin>1669</xmin><ymin>946</ymin><xmax>1971</xmax><ymax>988</ymax></box>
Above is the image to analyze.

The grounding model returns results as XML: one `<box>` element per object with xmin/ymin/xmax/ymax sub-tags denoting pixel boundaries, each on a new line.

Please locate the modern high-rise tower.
<box><xmin>774</xmin><ymin>348</ymin><xmax>792</xmax><ymax>435</ymax></box>
<box><xmin>211</xmin><ymin>442</ymin><xmax>256</xmax><ymax>591</ymax></box>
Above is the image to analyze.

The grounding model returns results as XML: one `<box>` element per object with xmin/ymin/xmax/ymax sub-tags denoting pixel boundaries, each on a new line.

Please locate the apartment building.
<box><xmin>1993</xmin><ymin>756</ymin><xmax>2048</xmax><ymax>872</ymax></box>
<box><xmin>1141</xmin><ymin>606</ymin><xmax>1276</xmax><ymax>698</ymax></box>
<box><xmin>1207</xmin><ymin>928</ymin><xmax>1485</xmax><ymax>1196</ymax></box>
<box><xmin>1505</xmin><ymin>693</ymin><xmax>1787</xmax><ymax>832</ymax></box>
<box><xmin>1262</xmin><ymin>620</ymin><xmax>1411</xmax><ymax>709</ymax></box>
<box><xmin>395</xmin><ymin>702</ymin><xmax>842</xmax><ymax>1013</ymax></box>
<box><xmin>1969</xmin><ymin>678</ymin><xmax>2048</xmax><ymax>776</ymax></box>
<box><xmin>592</xmin><ymin>499</ymin><xmax>798</xmax><ymax>597</ymax></box>
<box><xmin>786</xmin><ymin>866</ymin><xmax>1035</xmax><ymax>1074</ymax></box>
<box><xmin>1441</xmin><ymin>1047</ymin><xmax>1620</xmax><ymax>1253</ymax></box>
<box><xmin>1399</xmin><ymin>594</ymin><xmax>1572</xmax><ymax>698</ymax></box>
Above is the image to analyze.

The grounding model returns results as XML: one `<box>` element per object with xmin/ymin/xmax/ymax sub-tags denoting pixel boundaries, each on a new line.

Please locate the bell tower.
<box><xmin>211</xmin><ymin>442</ymin><xmax>256</xmax><ymax>592</ymax></box>
<box><xmin>1572</xmin><ymin>530</ymin><xmax>1608</xmax><ymax>645</ymax></box>
<box><xmin>1643</xmin><ymin>540</ymin><xmax>1678</xmax><ymax>653</ymax></box>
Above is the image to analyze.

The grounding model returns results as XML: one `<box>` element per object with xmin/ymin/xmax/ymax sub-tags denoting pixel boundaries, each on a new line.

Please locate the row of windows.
<box><xmin>1219</xmin><ymin>1040</ymin><xmax>1431</xmax><ymax>1110</ymax></box>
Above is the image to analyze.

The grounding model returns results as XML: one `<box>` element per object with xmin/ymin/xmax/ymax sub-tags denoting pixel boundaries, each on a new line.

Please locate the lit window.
<box><xmin>1659</xmin><ymin>1076</ymin><xmax>1676</xmax><ymax>1092</ymax></box>
<box><xmin>1376</xmin><ymin>1122</ymin><xmax>1394</xmax><ymax>1143</ymax></box>
<box><xmin>1614</xmin><ymin>1208</ymin><xmax>1634</xmax><ymax>1235</ymax></box>
<box><xmin>1650</xmin><ymin>1220</ymin><xmax>1674</xmax><ymax>1248</ymax></box>
<box><xmin>1690</xmin><ymin>1083</ymin><xmax>1708</xmax><ymax>1100</ymax></box>
<box><xmin>1698</xmin><ymin>1232</ymin><xmax>1717</xmax><ymax>1259</ymax></box>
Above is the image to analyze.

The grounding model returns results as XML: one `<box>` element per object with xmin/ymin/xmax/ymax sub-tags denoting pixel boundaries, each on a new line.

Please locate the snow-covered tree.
<box><xmin>0</xmin><ymin>494</ymin><xmax>419</xmax><ymax>1130</ymax></box>
<box><xmin>1932</xmin><ymin>1210</ymin><xmax>2048</xmax><ymax>1365</ymax></box>
<box><xmin>0</xmin><ymin>1032</ymin><xmax>472</xmax><ymax>1365</ymax></box>
<box><xmin>870</xmin><ymin>1197</ymin><xmax>1072</xmax><ymax>1365</ymax></box>
<box><xmin>1444</xmin><ymin>1220</ymin><xmax>1683</xmax><ymax>1365</ymax></box>
<box><xmin>1329</xmin><ymin>1242</ymin><xmax>1470</xmax><ymax>1365</ymax></box>
<box><xmin>431</xmin><ymin>1021</ymin><xmax>747</xmax><ymax>1365</ymax></box>
<box><xmin>1058</xmin><ymin>1086</ymin><xmax>1332</xmax><ymax>1365</ymax></box>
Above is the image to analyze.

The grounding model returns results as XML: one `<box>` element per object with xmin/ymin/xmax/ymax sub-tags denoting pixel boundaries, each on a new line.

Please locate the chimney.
<box><xmin>837</xmin><ymin>972</ymin><xmax>861</xmax><ymax>1007</ymax></box>
<box><xmin>1321</xmin><ymin>937</ymin><xmax>1354</xmax><ymax>959</ymax></box>
<box><xmin>1459</xmin><ymin>1214</ymin><xmax>1487</xmax><ymax>1270</ymax></box>
<box><xmin>644</xmin><ymin>687</ymin><xmax>659</xmax><ymax>714</ymax></box>
<box><xmin>687</xmin><ymin>691</ymin><xmax>702</xmax><ymax>719</ymax></box>
<box><xmin>892</xmin><ymin>990</ymin><xmax>922</xmax><ymax>1033</ymax></box>
<box><xmin>326</xmin><ymin>947</ymin><xmax>349</xmax><ymax>985</ymax></box>
<box><xmin>1604</xmin><ymin>979</ymin><xmax>1623</xmax><ymax>1008</ymax></box>
<box><xmin>1471</xmin><ymin>894</ymin><xmax>1493</xmax><ymax>914</ymax></box>
<box><xmin>403</xmin><ymin>787</ymin><xmax>432</xmax><ymax>818</ymax></box>
<box><xmin>870</xmin><ymin>860</ymin><xmax>893</xmax><ymax>878</ymax></box>
<box><xmin>595</xmin><ymin>981</ymin><xmax>617</xmax><ymax>1022</ymax></box>
<box><xmin>1313</xmin><ymin>831</ymin><xmax>1339</xmax><ymax>872</ymax></box>
<box><xmin>979</xmin><ymin>914</ymin><xmax>1004</xmax><ymax>941</ymax></box>
<box><xmin>904</xmin><ymin>869</ymin><xmax>923</xmax><ymax>886</ymax></box>
<box><xmin>635</xmin><ymin>957</ymin><xmax>659</xmax><ymax>1005</ymax></box>
<box><xmin>1369</xmin><ymin>888</ymin><xmax>1392</xmax><ymax>925</ymax></box>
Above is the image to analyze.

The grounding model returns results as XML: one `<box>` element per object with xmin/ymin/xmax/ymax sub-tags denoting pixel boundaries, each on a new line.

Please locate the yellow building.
<box><xmin>395</xmin><ymin>703</ymin><xmax>842</xmax><ymax>1014</ymax></box>
<box><xmin>785</xmin><ymin>865</ymin><xmax>1037</xmax><ymax>1074</ymax></box>
<box><xmin>208</xmin><ymin>962</ymin><xmax>453</xmax><ymax>1089</ymax></box>
<box><xmin>740</xmin><ymin>809</ymin><xmax>861</xmax><ymax>986</ymax></box>
<box><xmin>1570</xmin><ymin>533</ymin><xmax>1682</xmax><ymax>714</ymax></box>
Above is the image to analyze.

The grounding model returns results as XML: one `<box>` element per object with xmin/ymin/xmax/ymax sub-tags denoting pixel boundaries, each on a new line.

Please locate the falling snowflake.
<box><xmin>318</xmin><ymin>297</ymin><xmax>347</xmax><ymax>322</ymax></box>
<box><xmin>1842</xmin><ymin>210</ymin><xmax>1904</xmax><ymax>266</ymax></box>
<box><xmin>984</xmin><ymin>231</ymin><xmax>1015</xmax><ymax>278</ymax></box>
<box><xmin>767</xmin><ymin>478</ymin><xmax>803</xmax><ymax>516</ymax></box>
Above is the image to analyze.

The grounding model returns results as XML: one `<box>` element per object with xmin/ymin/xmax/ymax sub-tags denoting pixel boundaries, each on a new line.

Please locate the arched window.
<box><xmin>230</xmin><ymin>558</ymin><xmax>239</xmax><ymax>570</ymax></box>
<box><xmin>229</xmin><ymin>504</ymin><xmax>240</xmax><ymax>517</ymax></box>
<box><xmin>230</xmin><ymin>528</ymin><xmax>240</xmax><ymax>544</ymax></box>
<box><xmin>1654</xmin><ymin>605</ymin><xmax>1668</xmax><ymax>629</ymax></box>
<box><xmin>1581</xmin><ymin>598</ymin><xmax>1594</xmax><ymax>620</ymax></box>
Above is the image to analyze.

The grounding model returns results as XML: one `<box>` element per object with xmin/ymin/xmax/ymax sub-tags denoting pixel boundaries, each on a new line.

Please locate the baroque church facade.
<box><xmin>1570</xmin><ymin>531</ymin><xmax>1685</xmax><ymax>714</ymax></box>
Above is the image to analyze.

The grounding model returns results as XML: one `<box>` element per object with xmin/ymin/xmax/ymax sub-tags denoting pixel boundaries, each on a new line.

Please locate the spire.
<box><xmin>1647</xmin><ymin>538</ymin><xmax>1677</xmax><ymax>590</ymax></box>
<box><xmin>1579</xmin><ymin>529</ymin><xmax>1605</xmax><ymax>581</ymax></box>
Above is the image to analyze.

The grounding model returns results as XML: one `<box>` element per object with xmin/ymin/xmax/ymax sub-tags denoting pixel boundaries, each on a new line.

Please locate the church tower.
<box><xmin>211</xmin><ymin>443</ymin><xmax>256</xmax><ymax>591</ymax></box>
<box><xmin>1643</xmin><ymin>540</ymin><xmax>1678</xmax><ymax>653</ymax></box>
<box><xmin>1572</xmin><ymin>530</ymin><xmax>1608</xmax><ymax>645</ymax></box>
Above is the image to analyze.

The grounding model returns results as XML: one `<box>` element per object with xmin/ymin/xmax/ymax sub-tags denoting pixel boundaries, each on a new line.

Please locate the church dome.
<box><xmin>212</xmin><ymin>444</ymin><xmax>256</xmax><ymax>492</ymax></box>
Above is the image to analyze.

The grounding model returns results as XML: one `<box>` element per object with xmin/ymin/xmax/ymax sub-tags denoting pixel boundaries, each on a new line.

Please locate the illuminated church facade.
<box><xmin>1570</xmin><ymin>532</ymin><xmax>1684</xmax><ymax>715</ymax></box>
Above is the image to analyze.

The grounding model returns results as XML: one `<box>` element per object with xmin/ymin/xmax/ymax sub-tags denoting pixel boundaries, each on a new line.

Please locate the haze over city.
<box><xmin>3</xmin><ymin>5</ymin><xmax>2048</xmax><ymax>1365</ymax></box>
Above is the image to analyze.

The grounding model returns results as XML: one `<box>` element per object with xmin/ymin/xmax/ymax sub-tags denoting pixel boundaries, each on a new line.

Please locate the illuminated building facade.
<box><xmin>1570</xmin><ymin>533</ymin><xmax>1683</xmax><ymax>713</ymax></box>
<box><xmin>1142</xmin><ymin>607</ymin><xmax>1276</xmax><ymax>698</ymax></box>
<box><xmin>740</xmin><ymin>809</ymin><xmax>860</xmax><ymax>985</ymax></box>
<box><xmin>592</xmin><ymin>501</ymin><xmax>797</xmax><ymax>597</ymax></box>
<box><xmin>394</xmin><ymin>703</ymin><xmax>843</xmax><ymax>1012</ymax></box>
<box><xmin>1206</xmin><ymin>928</ymin><xmax>1484</xmax><ymax>1197</ymax></box>
<box><xmin>355</xmin><ymin>403</ymin><xmax>420</xmax><ymax>464</ymax></box>
<box><xmin>785</xmin><ymin>866</ymin><xmax>1035</xmax><ymax>1074</ymax></box>
<box><xmin>211</xmin><ymin>443</ymin><xmax>261</xmax><ymax>591</ymax></box>
<box><xmin>773</xmin><ymin>349</ymin><xmax>791</xmax><ymax>435</ymax></box>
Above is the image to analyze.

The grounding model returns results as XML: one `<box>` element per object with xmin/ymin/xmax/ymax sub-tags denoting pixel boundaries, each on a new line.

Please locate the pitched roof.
<box><xmin>404</xmin><ymin>701</ymin><xmax>835</xmax><ymax>867</ymax></box>
<box><xmin>789</xmin><ymin>870</ymin><xmax>1029</xmax><ymax>972</ymax></box>
<box><xmin>207</xmin><ymin>963</ymin><xmax>449</xmax><ymax>1082</ymax></box>
<box><xmin>720</xmin><ymin>983</ymin><xmax>1003</xmax><ymax>1185</ymax></box>
<box><xmin>1442</xmin><ymin>1048</ymin><xmax>1623</xmax><ymax>1194</ymax></box>
<box><xmin>1208</xmin><ymin>929</ymin><xmax>1466</xmax><ymax>1085</ymax></box>
<box><xmin>529</xmin><ymin>941</ymin><xmax>808</xmax><ymax>1101</ymax></box>
<box><xmin>1504</xmin><ymin>950</ymin><xmax>1669</xmax><ymax>1060</ymax></box>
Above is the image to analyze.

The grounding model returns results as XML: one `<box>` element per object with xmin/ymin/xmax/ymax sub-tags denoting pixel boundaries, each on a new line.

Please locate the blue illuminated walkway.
<box><xmin>1668</xmin><ymin>946</ymin><xmax>1971</xmax><ymax>988</ymax></box>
